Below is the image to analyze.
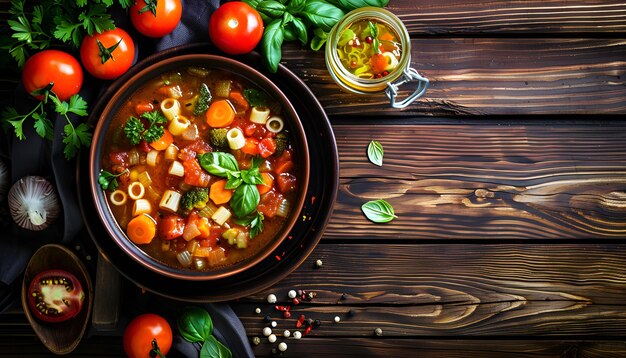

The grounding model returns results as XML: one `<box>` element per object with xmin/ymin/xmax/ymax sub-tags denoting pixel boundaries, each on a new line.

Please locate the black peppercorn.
<box><xmin>341</xmin><ymin>293</ymin><xmax>348</xmax><ymax>300</ymax></box>
<box><xmin>313</xmin><ymin>319</ymin><xmax>321</xmax><ymax>328</ymax></box>
<box><xmin>305</xmin><ymin>318</ymin><xmax>314</xmax><ymax>327</ymax></box>
<box><xmin>264</xmin><ymin>315</ymin><xmax>272</xmax><ymax>323</ymax></box>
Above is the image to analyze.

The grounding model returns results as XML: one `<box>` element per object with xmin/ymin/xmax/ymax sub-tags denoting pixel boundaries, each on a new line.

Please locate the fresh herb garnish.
<box><xmin>197</xmin><ymin>152</ymin><xmax>265</xmax><ymax>219</ymax></box>
<box><xmin>367</xmin><ymin>140</ymin><xmax>384</xmax><ymax>166</ymax></box>
<box><xmin>98</xmin><ymin>169</ymin><xmax>128</xmax><ymax>191</ymax></box>
<box><xmin>2</xmin><ymin>91</ymin><xmax>91</xmax><ymax>159</ymax></box>
<box><xmin>177</xmin><ymin>306</ymin><xmax>232</xmax><ymax>358</ymax></box>
<box><xmin>361</xmin><ymin>199</ymin><xmax>397</xmax><ymax>223</ymax></box>
<box><xmin>243</xmin><ymin>89</ymin><xmax>270</xmax><ymax>108</ymax></box>
<box><xmin>368</xmin><ymin>21</ymin><xmax>380</xmax><ymax>55</ymax></box>
<box><xmin>193</xmin><ymin>83</ymin><xmax>212</xmax><ymax>116</ymax></box>
<box><xmin>123</xmin><ymin>110</ymin><xmax>166</xmax><ymax>144</ymax></box>
<box><xmin>233</xmin><ymin>211</ymin><xmax>264</xmax><ymax>239</ymax></box>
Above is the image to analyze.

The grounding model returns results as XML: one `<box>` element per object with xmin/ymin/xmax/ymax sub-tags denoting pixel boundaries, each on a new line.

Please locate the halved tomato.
<box><xmin>27</xmin><ymin>269</ymin><xmax>85</xmax><ymax>323</ymax></box>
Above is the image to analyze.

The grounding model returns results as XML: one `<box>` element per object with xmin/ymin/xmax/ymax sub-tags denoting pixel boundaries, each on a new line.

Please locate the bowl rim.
<box><xmin>89</xmin><ymin>54</ymin><xmax>310</xmax><ymax>281</ymax></box>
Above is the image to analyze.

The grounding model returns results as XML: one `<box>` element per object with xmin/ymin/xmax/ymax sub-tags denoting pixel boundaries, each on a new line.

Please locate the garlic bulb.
<box><xmin>8</xmin><ymin>176</ymin><xmax>60</xmax><ymax>231</ymax></box>
<box><xmin>0</xmin><ymin>159</ymin><xmax>7</xmax><ymax>202</ymax></box>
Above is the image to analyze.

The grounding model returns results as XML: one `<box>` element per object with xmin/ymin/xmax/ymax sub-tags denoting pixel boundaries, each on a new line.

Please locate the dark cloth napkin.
<box><xmin>0</xmin><ymin>1</ymin><xmax>254</xmax><ymax>356</ymax></box>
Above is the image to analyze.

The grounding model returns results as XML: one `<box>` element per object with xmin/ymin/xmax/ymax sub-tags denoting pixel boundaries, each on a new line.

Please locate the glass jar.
<box><xmin>325</xmin><ymin>7</ymin><xmax>429</xmax><ymax>109</ymax></box>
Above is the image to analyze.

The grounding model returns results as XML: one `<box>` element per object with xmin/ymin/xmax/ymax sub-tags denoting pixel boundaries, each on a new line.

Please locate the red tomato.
<box><xmin>80</xmin><ymin>28</ymin><xmax>135</xmax><ymax>80</ymax></box>
<box><xmin>159</xmin><ymin>215</ymin><xmax>185</xmax><ymax>240</ymax></box>
<box><xmin>123</xmin><ymin>313</ymin><xmax>172</xmax><ymax>358</ymax></box>
<box><xmin>131</xmin><ymin>0</ymin><xmax>182</xmax><ymax>38</ymax></box>
<box><xmin>22</xmin><ymin>50</ymin><xmax>83</xmax><ymax>101</ymax></box>
<box><xmin>27</xmin><ymin>270</ymin><xmax>85</xmax><ymax>323</ymax></box>
<box><xmin>209</xmin><ymin>2</ymin><xmax>263</xmax><ymax>55</ymax></box>
<box><xmin>258</xmin><ymin>137</ymin><xmax>276</xmax><ymax>158</ymax></box>
<box><xmin>276</xmin><ymin>172</ymin><xmax>297</xmax><ymax>193</ymax></box>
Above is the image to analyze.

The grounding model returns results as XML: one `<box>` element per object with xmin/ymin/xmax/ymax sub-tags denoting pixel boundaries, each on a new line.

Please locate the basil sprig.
<box><xmin>198</xmin><ymin>152</ymin><xmax>265</xmax><ymax>219</ymax></box>
<box><xmin>178</xmin><ymin>306</ymin><xmax>232</xmax><ymax>358</ymax></box>
<box><xmin>367</xmin><ymin>140</ymin><xmax>384</xmax><ymax>166</ymax></box>
<box><xmin>361</xmin><ymin>199</ymin><xmax>397</xmax><ymax>223</ymax></box>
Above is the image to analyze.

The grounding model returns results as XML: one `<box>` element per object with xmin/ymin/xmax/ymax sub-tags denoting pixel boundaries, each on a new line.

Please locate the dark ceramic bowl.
<box><xmin>89</xmin><ymin>54</ymin><xmax>309</xmax><ymax>281</ymax></box>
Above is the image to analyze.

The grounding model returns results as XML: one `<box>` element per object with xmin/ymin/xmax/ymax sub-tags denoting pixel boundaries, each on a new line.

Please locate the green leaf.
<box><xmin>79</xmin><ymin>4</ymin><xmax>115</xmax><ymax>35</ymax></box>
<box><xmin>8</xmin><ymin>18</ymin><xmax>32</xmax><ymax>43</ymax></box>
<box><xmin>52</xmin><ymin>96</ymin><xmax>69</xmax><ymax>115</ymax></box>
<box><xmin>68</xmin><ymin>95</ymin><xmax>88</xmax><ymax>116</ymax></box>
<box><xmin>290</xmin><ymin>16</ymin><xmax>309</xmax><ymax>44</ymax></box>
<box><xmin>287</xmin><ymin>0</ymin><xmax>306</xmax><ymax>13</ymax></box>
<box><xmin>325</xmin><ymin>0</ymin><xmax>389</xmax><ymax>11</ymax></box>
<box><xmin>231</xmin><ymin>184</ymin><xmax>260</xmax><ymax>218</ymax></box>
<box><xmin>2</xmin><ymin>107</ymin><xmax>26</xmax><ymax>140</ymax></box>
<box><xmin>257</xmin><ymin>1</ymin><xmax>287</xmax><ymax>18</ymax></box>
<box><xmin>141</xmin><ymin>110</ymin><xmax>167</xmax><ymax>124</ymax></box>
<box><xmin>233</xmin><ymin>211</ymin><xmax>264</xmax><ymax>239</ymax></box>
<box><xmin>242</xmin><ymin>89</ymin><xmax>270</xmax><ymax>108</ymax></box>
<box><xmin>367</xmin><ymin>140</ymin><xmax>383</xmax><ymax>166</ymax></box>
<box><xmin>261</xmin><ymin>19</ymin><xmax>284</xmax><ymax>73</ymax></box>
<box><xmin>193</xmin><ymin>83</ymin><xmax>212</xmax><ymax>116</ymax></box>
<box><xmin>33</xmin><ymin>113</ymin><xmax>54</xmax><ymax>140</ymax></box>
<box><xmin>53</xmin><ymin>14</ymin><xmax>82</xmax><ymax>47</ymax></box>
<box><xmin>32</xmin><ymin>6</ymin><xmax>45</xmax><ymax>25</ymax></box>
<box><xmin>225</xmin><ymin>176</ymin><xmax>243</xmax><ymax>190</ymax></box>
<box><xmin>177</xmin><ymin>306</ymin><xmax>214</xmax><ymax>343</ymax></box>
<box><xmin>198</xmin><ymin>152</ymin><xmax>240</xmax><ymax>177</ymax></box>
<box><xmin>241</xmin><ymin>168</ymin><xmax>264</xmax><ymax>185</ymax></box>
<box><xmin>9</xmin><ymin>44</ymin><xmax>27</xmax><ymax>67</ymax></box>
<box><xmin>310</xmin><ymin>28</ymin><xmax>328</xmax><ymax>51</ymax></box>
<box><xmin>143</xmin><ymin>124</ymin><xmax>164</xmax><ymax>143</ymax></box>
<box><xmin>243</xmin><ymin>0</ymin><xmax>262</xmax><ymax>7</ymax></box>
<box><xmin>62</xmin><ymin>122</ymin><xmax>92</xmax><ymax>159</ymax></box>
<box><xmin>200</xmin><ymin>335</ymin><xmax>232</xmax><ymax>358</ymax></box>
<box><xmin>117</xmin><ymin>0</ymin><xmax>134</xmax><ymax>8</ymax></box>
<box><xmin>301</xmin><ymin>0</ymin><xmax>344</xmax><ymax>32</ymax></box>
<box><xmin>361</xmin><ymin>199</ymin><xmax>397</xmax><ymax>223</ymax></box>
<box><xmin>123</xmin><ymin>116</ymin><xmax>144</xmax><ymax>145</ymax></box>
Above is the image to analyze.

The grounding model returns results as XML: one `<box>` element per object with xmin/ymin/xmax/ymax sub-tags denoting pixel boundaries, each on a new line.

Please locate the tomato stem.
<box><xmin>96</xmin><ymin>38</ymin><xmax>123</xmax><ymax>64</ymax></box>
<box><xmin>149</xmin><ymin>338</ymin><xmax>166</xmax><ymax>358</ymax></box>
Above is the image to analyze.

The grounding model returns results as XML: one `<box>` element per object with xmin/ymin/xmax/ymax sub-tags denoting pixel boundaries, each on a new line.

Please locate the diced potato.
<box><xmin>211</xmin><ymin>206</ymin><xmax>231</xmax><ymax>226</ymax></box>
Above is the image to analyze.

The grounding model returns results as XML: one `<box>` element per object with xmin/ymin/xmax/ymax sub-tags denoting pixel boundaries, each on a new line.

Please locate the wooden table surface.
<box><xmin>2</xmin><ymin>0</ymin><xmax>626</xmax><ymax>357</ymax></box>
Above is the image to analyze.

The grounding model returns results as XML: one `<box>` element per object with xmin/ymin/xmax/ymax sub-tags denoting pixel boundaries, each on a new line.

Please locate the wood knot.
<box><xmin>474</xmin><ymin>189</ymin><xmax>494</xmax><ymax>198</ymax></box>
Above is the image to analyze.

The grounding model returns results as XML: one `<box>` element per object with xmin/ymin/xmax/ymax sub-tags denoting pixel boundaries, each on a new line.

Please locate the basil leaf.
<box><xmin>243</xmin><ymin>0</ymin><xmax>262</xmax><ymax>7</ymax></box>
<box><xmin>231</xmin><ymin>183</ymin><xmax>260</xmax><ymax>218</ymax></box>
<box><xmin>233</xmin><ymin>212</ymin><xmax>264</xmax><ymax>239</ymax></box>
<box><xmin>325</xmin><ymin>0</ymin><xmax>388</xmax><ymax>11</ymax></box>
<box><xmin>177</xmin><ymin>306</ymin><xmax>214</xmax><ymax>343</ymax></box>
<box><xmin>262</xmin><ymin>19</ymin><xmax>284</xmax><ymax>73</ymax></box>
<box><xmin>367</xmin><ymin>140</ymin><xmax>384</xmax><ymax>166</ymax></box>
<box><xmin>241</xmin><ymin>168</ymin><xmax>264</xmax><ymax>185</ymax></box>
<box><xmin>361</xmin><ymin>199</ymin><xmax>397</xmax><ymax>223</ymax></box>
<box><xmin>200</xmin><ymin>335</ymin><xmax>232</xmax><ymax>358</ymax></box>
<box><xmin>287</xmin><ymin>0</ymin><xmax>306</xmax><ymax>13</ymax></box>
<box><xmin>302</xmin><ymin>0</ymin><xmax>344</xmax><ymax>32</ymax></box>
<box><xmin>284</xmin><ymin>24</ymin><xmax>297</xmax><ymax>42</ymax></box>
<box><xmin>310</xmin><ymin>28</ymin><xmax>328</xmax><ymax>51</ymax></box>
<box><xmin>198</xmin><ymin>152</ymin><xmax>239</xmax><ymax>177</ymax></box>
<box><xmin>291</xmin><ymin>16</ymin><xmax>309</xmax><ymax>44</ymax></box>
<box><xmin>257</xmin><ymin>0</ymin><xmax>286</xmax><ymax>18</ymax></box>
<box><xmin>225</xmin><ymin>176</ymin><xmax>243</xmax><ymax>190</ymax></box>
<box><xmin>243</xmin><ymin>89</ymin><xmax>270</xmax><ymax>108</ymax></box>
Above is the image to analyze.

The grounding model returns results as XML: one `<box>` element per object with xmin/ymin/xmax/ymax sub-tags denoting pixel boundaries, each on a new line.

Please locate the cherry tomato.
<box><xmin>209</xmin><ymin>2</ymin><xmax>263</xmax><ymax>55</ymax></box>
<box><xmin>131</xmin><ymin>0</ymin><xmax>182</xmax><ymax>38</ymax></box>
<box><xmin>22</xmin><ymin>50</ymin><xmax>83</xmax><ymax>101</ymax></box>
<box><xmin>27</xmin><ymin>269</ymin><xmax>85</xmax><ymax>323</ymax></box>
<box><xmin>123</xmin><ymin>313</ymin><xmax>172</xmax><ymax>358</ymax></box>
<box><xmin>80</xmin><ymin>28</ymin><xmax>135</xmax><ymax>80</ymax></box>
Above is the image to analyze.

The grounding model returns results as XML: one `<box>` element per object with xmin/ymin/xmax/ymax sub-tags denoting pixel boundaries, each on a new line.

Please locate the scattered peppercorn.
<box><xmin>315</xmin><ymin>259</ymin><xmax>323</xmax><ymax>268</ymax></box>
<box><xmin>293</xmin><ymin>331</ymin><xmax>302</xmax><ymax>339</ymax></box>
<box><xmin>292</xmin><ymin>298</ymin><xmax>300</xmax><ymax>305</ymax></box>
<box><xmin>264</xmin><ymin>315</ymin><xmax>272</xmax><ymax>323</ymax></box>
<box><xmin>288</xmin><ymin>290</ymin><xmax>297</xmax><ymax>299</ymax></box>
<box><xmin>375</xmin><ymin>328</ymin><xmax>383</xmax><ymax>336</ymax></box>
<box><xmin>297</xmin><ymin>290</ymin><xmax>303</xmax><ymax>296</ymax></box>
<box><xmin>283</xmin><ymin>330</ymin><xmax>291</xmax><ymax>337</ymax></box>
<box><xmin>268</xmin><ymin>334</ymin><xmax>277</xmax><ymax>343</ymax></box>
<box><xmin>313</xmin><ymin>319</ymin><xmax>321</xmax><ymax>328</ymax></box>
<box><xmin>252</xmin><ymin>337</ymin><xmax>261</xmax><ymax>345</ymax></box>
<box><xmin>267</xmin><ymin>294</ymin><xmax>277</xmax><ymax>304</ymax></box>
<box><xmin>271</xmin><ymin>321</ymin><xmax>277</xmax><ymax>328</ymax></box>
<box><xmin>303</xmin><ymin>325</ymin><xmax>313</xmax><ymax>336</ymax></box>
<box><xmin>305</xmin><ymin>318</ymin><xmax>314</xmax><ymax>327</ymax></box>
<box><xmin>334</xmin><ymin>316</ymin><xmax>341</xmax><ymax>323</ymax></box>
<box><xmin>263</xmin><ymin>327</ymin><xmax>272</xmax><ymax>336</ymax></box>
<box><xmin>255</xmin><ymin>307</ymin><xmax>261</xmax><ymax>314</ymax></box>
<box><xmin>283</xmin><ymin>311</ymin><xmax>291</xmax><ymax>319</ymax></box>
<box><xmin>296</xmin><ymin>315</ymin><xmax>305</xmax><ymax>328</ymax></box>
<box><xmin>365</xmin><ymin>36</ymin><xmax>373</xmax><ymax>44</ymax></box>
<box><xmin>341</xmin><ymin>293</ymin><xmax>348</xmax><ymax>300</ymax></box>
<box><xmin>307</xmin><ymin>292</ymin><xmax>316</xmax><ymax>300</ymax></box>
<box><xmin>278</xmin><ymin>342</ymin><xmax>288</xmax><ymax>352</ymax></box>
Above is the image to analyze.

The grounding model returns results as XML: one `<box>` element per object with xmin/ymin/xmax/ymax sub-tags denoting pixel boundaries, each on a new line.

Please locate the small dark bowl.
<box><xmin>89</xmin><ymin>54</ymin><xmax>309</xmax><ymax>281</ymax></box>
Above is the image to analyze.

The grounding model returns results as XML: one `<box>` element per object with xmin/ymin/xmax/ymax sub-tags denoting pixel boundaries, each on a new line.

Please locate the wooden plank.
<box><xmin>389</xmin><ymin>1</ymin><xmax>626</xmax><ymax>34</ymax></box>
<box><xmin>236</xmin><ymin>244</ymin><xmax>626</xmax><ymax>337</ymax></box>
<box><xmin>324</xmin><ymin>123</ymin><xmax>626</xmax><ymax>240</ymax></box>
<box><xmin>250</xmin><ymin>339</ymin><xmax>626</xmax><ymax>358</ymax></box>
<box><xmin>282</xmin><ymin>38</ymin><xmax>626</xmax><ymax>116</ymax></box>
<box><xmin>0</xmin><ymin>337</ymin><xmax>125</xmax><ymax>357</ymax></box>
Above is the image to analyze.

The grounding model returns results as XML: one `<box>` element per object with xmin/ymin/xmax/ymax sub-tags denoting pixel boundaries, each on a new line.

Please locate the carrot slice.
<box><xmin>127</xmin><ymin>214</ymin><xmax>157</xmax><ymax>244</ymax></box>
<box><xmin>274</xmin><ymin>160</ymin><xmax>293</xmax><ymax>175</ymax></box>
<box><xmin>206</xmin><ymin>100</ymin><xmax>235</xmax><ymax>128</ymax></box>
<box><xmin>229</xmin><ymin>91</ymin><xmax>249</xmax><ymax>111</ymax></box>
<box><xmin>241</xmin><ymin>138</ymin><xmax>259</xmax><ymax>155</ymax></box>
<box><xmin>210</xmin><ymin>179</ymin><xmax>233</xmax><ymax>205</ymax></box>
<box><xmin>257</xmin><ymin>172</ymin><xmax>274</xmax><ymax>195</ymax></box>
<box><xmin>149</xmin><ymin>129</ymin><xmax>173</xmax><ymax>151</ymax></box>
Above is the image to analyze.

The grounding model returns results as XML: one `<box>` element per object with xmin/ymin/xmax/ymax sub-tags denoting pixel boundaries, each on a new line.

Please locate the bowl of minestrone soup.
<box><xmin>89</xmin><ymin>54</ymin><xmax>309</xmax><ymax>280</ymax></box>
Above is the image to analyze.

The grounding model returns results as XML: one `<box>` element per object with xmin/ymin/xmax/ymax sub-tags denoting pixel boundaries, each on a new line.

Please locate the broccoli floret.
<box><xmin>180</xmin><ymin>188</ymin><xmax>209</xmax><ymax>214</ymax></box>
<box><xmin>274</xmin><ymin>132</ymin><xmax>289</xmax><ymax>155</ymax></box>
<box><xmin>209</xmin><ymin>128</ymin><xmax>228</xmax><ymax>148</ymax></box>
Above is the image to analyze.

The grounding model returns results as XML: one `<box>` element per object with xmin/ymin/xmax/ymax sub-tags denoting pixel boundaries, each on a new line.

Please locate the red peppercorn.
<box><xmin>292</xmin><ymin>298</ymin><xmax>300</xmax><ymax>305</ymax></box>
<box><xmin>275</xmin><ymin>305</ymin><xmax>287</xmax><ymax>311</ymax></box>
<box><xmin>350</xmin><ymin>61</ymin><xmax>357</xmax><ymax>68</ymax></box>
<box><xmin>303</xmin><ymin>325</ymin><xmax>313</xmax><ymax>336</ymax></box>
<box><xmin>283</xmin><ymin>311</ymin><xmax>291</xmax><ymax>319</ymax></box>
<box><xmin>296</xmin><ymin>315</ymin><xmax>305</xmax><ymax>328</ymax></box>
<box><xmin>382</xmin><ymin>71</ymin><xmax>389</xmax><ymax>76</ymax></box>
<box><xmin>365</xmin><ymin>36</ymin><xmax>373</xmax><ymax>44</ymax></box>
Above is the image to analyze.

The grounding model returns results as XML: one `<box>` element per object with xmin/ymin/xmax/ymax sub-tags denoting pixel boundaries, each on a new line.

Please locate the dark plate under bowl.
<box><xmin>89</xmin><ymin>54</ymin><xmax>310</xmax><ymax>281</ymax></box>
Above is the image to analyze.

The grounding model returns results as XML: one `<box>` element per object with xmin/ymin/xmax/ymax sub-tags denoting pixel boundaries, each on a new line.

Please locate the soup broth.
<box><xmin>100</xmin><ymin>66</ymin><xmax>298</xmax><ymax>271</ymax></box>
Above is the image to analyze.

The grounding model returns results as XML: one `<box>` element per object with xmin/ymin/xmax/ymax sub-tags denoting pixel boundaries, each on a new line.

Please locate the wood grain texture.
<box><xmin>390</xmin><ymin>0</ymin><xmax>626</xmax><ymax>34</ymax></box>
<box><xmin>235</xmin><ymin>244</ymin><xmax>626</xmax><ymax>337</ymax></box>
<box><xmin>322</xmin><ymin>123</ymin><xmax>626</xmax><ymax>240</ymax></box>
<box><xmin>250</xmin><ymin>339</ymin><xmax>626</xmax><ymax>358</ymax></box>
<box><xmin>282</xmin><ymin>38</ymin><xmax>626</xmax><ymax>116</ymax></box>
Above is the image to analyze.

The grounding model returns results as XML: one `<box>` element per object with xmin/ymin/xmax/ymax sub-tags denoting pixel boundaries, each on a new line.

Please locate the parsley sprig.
<box><xmin>5</xmin><ymin>0</ymin><xmax>132</xmax><ymax>67</ymax></box>
<box><xmin>1</xmin><ymin>86</ymin><xmax>92</xmax><ymax>159</ymax></box>
<box><xmin>368</xmin><ymin>21</ymin><xmax>380</xmax><ymax>55</ymax></box>
<box><xmin>123</xmin><ymin>110</ymin><xmax>167</xmax><ymax>145</ymax></box>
